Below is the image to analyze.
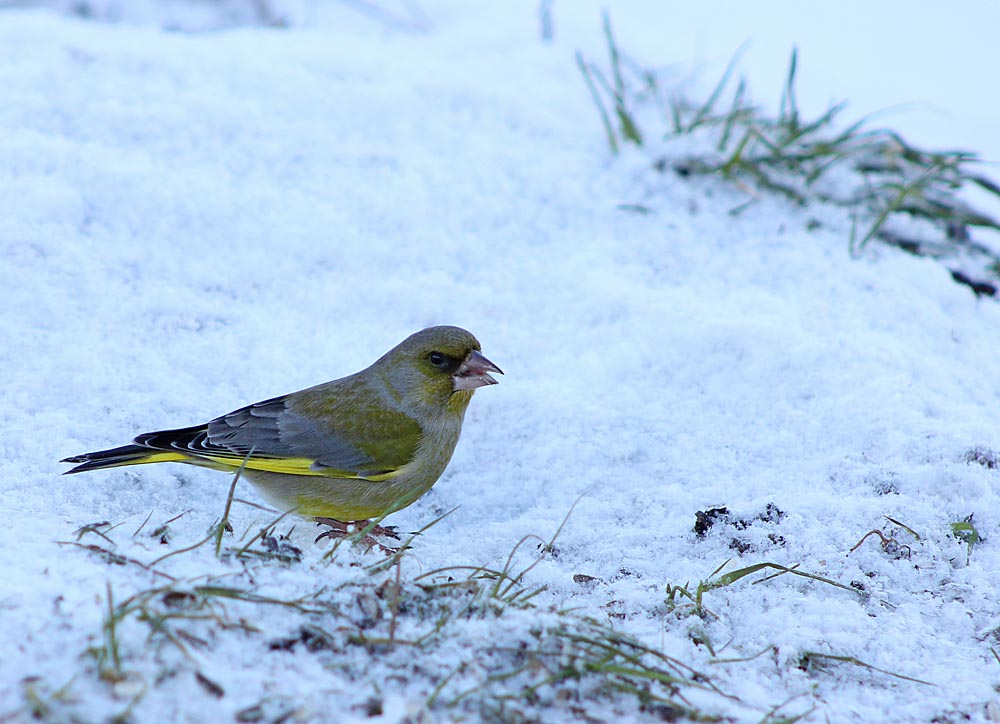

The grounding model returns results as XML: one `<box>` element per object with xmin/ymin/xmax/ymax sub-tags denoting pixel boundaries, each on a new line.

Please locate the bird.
<box><xmin>62</xmin><ymin>326</ymin><xmax>502</xmax><ymax>544</ymax></box>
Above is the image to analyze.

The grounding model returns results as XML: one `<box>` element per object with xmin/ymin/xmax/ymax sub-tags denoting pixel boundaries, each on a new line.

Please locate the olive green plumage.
<box><xmin>63</xmin><ymin>326</ymin><xmax>502</xmax><ymax>522</ymax></box>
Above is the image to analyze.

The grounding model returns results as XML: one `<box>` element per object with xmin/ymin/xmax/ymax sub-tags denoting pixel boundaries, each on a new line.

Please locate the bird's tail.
<box><xmin>61</xmin><ymin>444</ymin><xmax>185</xmax><ymax>474</ymax></box>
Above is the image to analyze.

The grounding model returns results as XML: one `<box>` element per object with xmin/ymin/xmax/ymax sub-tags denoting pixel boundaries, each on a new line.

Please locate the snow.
<box><xmin>3</xmin><ymin>2</ymin><xmax>1000</xmax><ymax>722</ymax></box>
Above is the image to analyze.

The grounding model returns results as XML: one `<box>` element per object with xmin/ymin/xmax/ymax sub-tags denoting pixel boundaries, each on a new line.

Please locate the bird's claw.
<box><xmin>314</xmin><ymin>518</ymin><xmax>401</xmax><ymax>554</ymax></box>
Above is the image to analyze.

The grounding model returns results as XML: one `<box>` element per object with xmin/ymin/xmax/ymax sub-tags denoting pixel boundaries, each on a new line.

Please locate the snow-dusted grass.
<box><xmin>4</xmin><ymin>2</ymin><xmax>1000</xmax><ymax>723</ymax></box>
<box><xmin>578</xmin><ymin>15</ymin><xmax>1000</xmax><ymax>296</ymax></box>
<box><xmin>36</xmin><ymin>502</ymin><xmax>743</xmax><ymax>722</ymax></box>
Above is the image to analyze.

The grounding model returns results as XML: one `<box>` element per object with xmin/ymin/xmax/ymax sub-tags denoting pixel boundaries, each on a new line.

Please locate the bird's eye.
<box><xmin>429</xmin><ymin>351</ymin><xmax>446</xmax><ymax>367</ymax></box>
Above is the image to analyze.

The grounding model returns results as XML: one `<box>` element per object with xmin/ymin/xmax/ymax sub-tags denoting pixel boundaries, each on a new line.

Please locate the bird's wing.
<box><xmin>134</xmin><ymin>391</ymin><xmax>422</xmax><ymax>481</ymax></box>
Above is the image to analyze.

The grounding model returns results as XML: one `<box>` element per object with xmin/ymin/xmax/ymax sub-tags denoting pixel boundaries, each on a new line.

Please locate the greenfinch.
<box><xmin>62</xmin><ymin>326</ymin><xmax>502</xmax><ymax>535</ymax></box>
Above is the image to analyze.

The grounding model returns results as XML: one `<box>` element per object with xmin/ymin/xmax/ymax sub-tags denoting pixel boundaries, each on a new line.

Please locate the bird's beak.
<box><xmin>453</xmin><ymin>350</ymin><xmax>504</xmax><ymax>391</ymax></box>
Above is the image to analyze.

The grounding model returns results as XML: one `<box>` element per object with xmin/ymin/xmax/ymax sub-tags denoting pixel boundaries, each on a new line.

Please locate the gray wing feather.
<box><xmin>206</xmin><ymin>396</ymin><xmax>377</xmax><ymax>472</ymax></box>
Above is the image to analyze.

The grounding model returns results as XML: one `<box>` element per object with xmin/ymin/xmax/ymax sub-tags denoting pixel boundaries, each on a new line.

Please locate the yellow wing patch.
<box><xmin>196</xmin><ymin>454</ymin><xmax>401</xmax><ymax>481</ymax></box>
<box><xmin>131</xmin><ymin>452</ymin><xmax>190</xmax><ymax>466</ymax></box>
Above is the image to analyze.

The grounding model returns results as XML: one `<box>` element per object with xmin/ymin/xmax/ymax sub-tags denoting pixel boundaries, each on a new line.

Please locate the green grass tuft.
<box><xmin>576</xmin><ymin>19</ymin><xmax>1000</xmax><ymax>295</ymax></box>
<box><xmin>951</xmin><ymin>515</ymin><xmax>981</xmax><ymax>564</ymax></box>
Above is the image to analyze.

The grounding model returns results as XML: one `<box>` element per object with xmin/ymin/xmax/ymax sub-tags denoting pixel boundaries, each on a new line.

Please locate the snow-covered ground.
<box><xmin>3</xmin><ymin>2</ymin><xmax>1000</xmax><ymax>722</ymax></box>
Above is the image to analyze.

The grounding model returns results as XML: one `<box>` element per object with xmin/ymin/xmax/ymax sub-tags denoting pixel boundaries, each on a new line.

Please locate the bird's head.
<box><xmin>377</xmin><ymin>326</ymin><xmax>503</xmax><ymax>414</ymax></box>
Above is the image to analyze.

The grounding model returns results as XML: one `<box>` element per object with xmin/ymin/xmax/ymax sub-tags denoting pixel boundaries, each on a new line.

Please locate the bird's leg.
<box><xmin>362</xmin><ymin>521</ymin><xmax>400</xmax><ymax>540</ymax></box>
<box><xmin>313</xmin><ymin>517</ymin><xmax>400</xmax><ymax>540</ymax></box>
<box><xmin>314</xmin><ymin>517</ymin><xmax>401</xmax><ymax>553</ymax></box>
<box><xmin>313</xmin><ymin>517</ymin><xmax>350</xmax><ymax>541</ymax></box>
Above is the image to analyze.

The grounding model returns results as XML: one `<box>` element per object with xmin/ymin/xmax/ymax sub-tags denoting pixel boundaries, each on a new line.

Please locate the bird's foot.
<box><xmin>314</xmin><ymin>518</ymin><xmax>400</xmax><ymax>540</ymax></box>
<box><xmin>314</xmin><ymin>518</ymin><xmax>401</xmax><ymax>554</ymax></box>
